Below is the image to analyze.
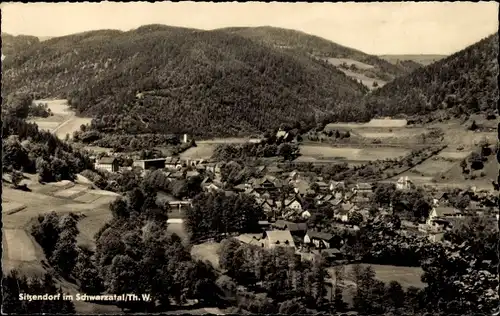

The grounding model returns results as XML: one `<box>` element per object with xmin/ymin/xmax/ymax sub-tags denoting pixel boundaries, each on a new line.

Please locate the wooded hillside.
<box><xmin>220</xmin><ymin>26</ymin><xmax>419</xmax><ymax>82</ymax></box>
<box><xmin>2</xmin><ymin>25</ymin><xmax>370</xmax><ymax>137</ymax></box>
<box><xmin>363</xmin><ymin>34</ymin><xmax>498</xmax><ymax>119</ymax></box>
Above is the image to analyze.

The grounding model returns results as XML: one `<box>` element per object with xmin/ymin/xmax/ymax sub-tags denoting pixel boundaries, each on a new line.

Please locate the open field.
<box><xmin>2</xmin><ymin>200</ymin><xmax>27</xmax><ymax>214</ymax></box>
<box><xmin>378</xmin><ymin>54</ymin><xmax>447</xmax><ymax>66</ymax></box>
<box><xmin>180</xmin><ymin>137</ymin><xmax>262</xmax><ymax>160</ymax></box>
<box><xmin>30</xmin><ymin>99</ymin><xmax>92</xmax><ymax>140</ymax></box>
<box><xmin>191</xmin><ymin>242</ymin><xmax>221</xmax><ymax>269</ymax></box>
<box><xmin>54</xmin><ymin>116</ymin><xmax>92</xmax><ymax>139</ymax></box>
<box><xmin>326</xmin><ymin>58</ymin><xmax>375</xmax><ymax>70</ymax></box>
<box><xmin>3</xmin><ymin>229</ymin><xmax>37</xmax><ymax>262</ymax></box>
<box><xmin>338</xmin><ymin>68</ymin><xmax>387</xmax><ymax>89</ymax></box>
<box><xmin>355</xmin><ymin>128</ymin><xmax>427</xmax><ymax>139</ymax></box>
<box><xmin>180</xmin><ymin>143</ymin><xmax>217</xmax><ymax>160</ymax></box>
<box><xmin>329</xmin><ymin>264</ymin><xmax>425</xmax><ymax>289</ymax></box>
<box><xmin>53</xmin><ymin>184</ymin><xmax>89</xmax><ymax>198</ymax></box>
<box><xmin>411</xmin><ymin>158</ymin><xmax>457</xmax><ymax>177</ymax></box>
<box><xmin>299</xmin><ymin>144</ymin><xmax>409</xmax><ymax>161</ymax></box>
<box><xmin>438</xmin><ymin>150</ymin><xmax>472</xmax><ymax>160</ymax></box>
<box><xmin>326</xmin><ymin>118</ymin><xmax>409</xmax><ymax>130</ymax></box>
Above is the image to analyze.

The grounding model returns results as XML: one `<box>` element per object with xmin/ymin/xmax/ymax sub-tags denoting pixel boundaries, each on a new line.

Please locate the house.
<box><xmin>202</xmin><ymin>182</ymin><xmax>222</xmax><ymax>193</ymax></box>
<box><xmin>205</xmin><ymin>163</ymin><xmax>222</xmax><ymax>175</ymax></box>
<box><xmin>334</xmin><ymin>203</ymin><xmax>357</xmax><ymax>222</ymax></box>
<box><xmin>267</xmin><ymin>165</ymin><xmax>283</xmax><ymax>174</ymax></box>
<box><xmin>272</xmin><ymin>220</ymin><xmax>308</xmax><ymax>236</ymax></box>
<box><xmin>236</xmin><ymin>234</ymin><xmax>264</xmax><ymax>247</ymax></box>
<box><xmin>427</xmin><ymin>206</ymin><xmax>461</xmax><ymax>225</ymax></box>
<box><xmin>330</xmin><ymin>181</ymin><xmax>346</xmax><ymax>192</ymax></box>
<box><xmin>327</xmin><ymin>198</ymin><xmax>343</xmax><ymax>208</ymax></box>
<box><xmin>264</xmin><ymin>230</ymin><xmax>296</xmax><ymax>249</ymax></box>
<box><xmin>304</xmin><ymin>230</ymin><xmax>335</xmax><ymax>249</ymax></box>
<box><xmin>284</xmin><ymin>199</ymin><xmax>303</xmax><ymax>213</ymax></box>
<box><xmin>396</xmin><ymin>176</ymin><xmax>414</xmax><ymax>190</ymax></box>
<box><xmin>132</xmin><ymin>158</ymin><xmax>167</xmax><ymax>170</ymax></box>
<box><xmin>353</xmin><ymin>183</ymin><xmax>373</xmax><ymax>194</ymax></box>
<box><xmin>292</xmin><ymin>179</ymin><xmax>311</xmax><ymax>196</ymax></box>
<box><xmin>315</xmin><ymin>181</ymin><xmax>329</xmax><ymax>192</ymax></box>
<box><xmin>255</xmin><ymin>176</ymin><xmax>282</xmax><ymax>191</ymax></box>
<box><xmin>164</xmin><ymin>157</ymin><xmax>182</xmax><ymax>170</ymax></box>
<box><xmin>95</xmin><ymin>157</ymin><xmax>119</xmax><ymax>173</ymax></box>
<box><xmin>261</xmin><ymin>199</ymin><xmax>276</xmax><ymax>215</ymax></box>
<box><xmin>335</xmin><ymin>209</ymin><xmax>350</xmax><ymax>222</ymax></box>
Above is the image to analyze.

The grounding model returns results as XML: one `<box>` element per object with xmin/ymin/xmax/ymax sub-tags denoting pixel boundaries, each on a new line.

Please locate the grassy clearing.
<box><xmin>299</xmin><ymin>145</ymin><xmax>362</xmax><ymax>159</ymax></box>
<box><xmin>326</xmin><ymin>58</ymin><xmax>375</xmax><ymax>70</ymax></box>
<box><xmin>31</xmin><ymin>99</ymin><xmax>92</xmax><ymax>140</ymax></box>
<box><xmin>3</xmin><ymin>229</ymin><xmax>37</xmax><ymax>262</ymax></box>
<box><xmin>54</xmin><ymin>117</ymin><xmax>92</xmax><ymax>139</ymax></box>
<box><xmin>438</xmin><ymin>150</ymin><xmax>472</xmax><ymax>160</ymax></box>
<box><xmin>53</xmin><ymin>184</ymin><xmax>89</xmax><ymax>198</ymax></box>
<box><xmin>299</xmin><ymin>145</ymin><xmax>409</xmax><ymax>162</ymax></box>
<box><xmin>191</xmin><ymin>242</ymin><xmax>221</xmax><ymax>269</ymax></box>
<box><xmin>180</xmin><ymin>143</ymin><xmax>216</xmax><ymax>160</ymax></box>
<box><xmin>412</xmin><ymin>159</ymin><xmax>457</xmax><ymax>177</ymax></box>
<box><xmin>328</xmin><ymin>264</ymin><xmax>425</xmax><ymax>289</ymax></box>
<box><xmin>2</xmin><ymin>201</ymin><xmax>27</xmax><ymax>214</ymax></box>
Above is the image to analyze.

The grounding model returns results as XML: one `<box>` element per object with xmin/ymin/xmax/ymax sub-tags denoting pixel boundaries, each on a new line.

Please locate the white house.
<box><xmin>396</xmin><ymin>176</ymin><xmax>414</xmax><ymax>190</ymax></box>
<box><xmin>264</xmin><ymin>230</ymin><xmax>296</xmax><ymax>249</ymax></box>
<box><xmin>285</xmin><ymin>199</ymin><xmax>303</xmax><ymax>213</ymax></box>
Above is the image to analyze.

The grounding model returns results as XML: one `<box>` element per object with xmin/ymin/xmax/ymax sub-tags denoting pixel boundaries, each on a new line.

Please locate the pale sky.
<box><xmin>1</xmin><ymin>2</ymin><xmax>498</xmax><ymax>55</ymax></box>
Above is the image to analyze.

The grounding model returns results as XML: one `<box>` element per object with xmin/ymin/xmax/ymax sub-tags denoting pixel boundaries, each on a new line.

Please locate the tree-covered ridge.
<box><xmin>2</xmin><ymin>26</ymin><xmax>369</xmax><ymax>137</ymax></box>
<box><xmin>363</xmin><ymin>34</ymin><xmax>499</xmax><ymax>119</ymax></box>
<box><xmin>1</xmin><ymin>33</ymin><xmax>40</xmax><ymax>57</ymax></box>
<box><xmin>220</xmin><ymin>26</ymin><xmax>417</xmax><ymax>80</ymax></box>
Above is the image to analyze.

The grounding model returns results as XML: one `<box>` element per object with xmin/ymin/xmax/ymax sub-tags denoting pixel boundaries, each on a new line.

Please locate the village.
<box><xmin>91</xmin><ymin>127</ymin><xmax>500</xmax><ymax>265</ymax></box>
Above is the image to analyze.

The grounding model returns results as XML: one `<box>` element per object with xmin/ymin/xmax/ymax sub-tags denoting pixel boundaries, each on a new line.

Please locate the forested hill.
<box><xmin>219</xmin><ymin>26</ymin><xmax>420</xmax><ymax>83</ymax></box>
<box><xmin>1</xmin><ymin>33</ymin><xmax>40</xmax><ymax>57</ymax></box>
<box><xmin>363</xmin><ymin>34</ymin><xmax>499</xmax><ymax>120</ymax></box>
<box><xmin>2</xmin><ymin>25</ymin><xmax>370</xmax><ymax>137</ymax></box>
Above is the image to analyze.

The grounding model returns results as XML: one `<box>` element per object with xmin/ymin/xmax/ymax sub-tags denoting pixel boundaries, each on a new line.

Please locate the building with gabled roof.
<box><xmin>95</xmin><ymin>157</ymin><xmax>119</xmax><ymax>173</ymax></box>
<box><xmin>264</xmin><ymin>230</ymin><xmax>295</xmax><ymax>249</ymax></box>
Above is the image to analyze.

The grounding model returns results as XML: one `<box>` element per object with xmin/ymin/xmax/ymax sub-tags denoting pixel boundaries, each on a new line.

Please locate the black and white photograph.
<box><xmin>1</xmin><ymin>1</ymin><xmax>499</xmax><ymax>315</ymax></box>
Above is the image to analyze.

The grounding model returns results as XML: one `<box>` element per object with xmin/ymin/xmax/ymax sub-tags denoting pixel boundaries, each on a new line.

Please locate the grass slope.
<box><xmin>2</xmin><ymin>25</ymin><xmax>369</xmax><ymax>138</ymax></box>
<box><xmin>378</xmin><ymin>54</ymin><xmax>447</xmax><ymax>66</ymax></box>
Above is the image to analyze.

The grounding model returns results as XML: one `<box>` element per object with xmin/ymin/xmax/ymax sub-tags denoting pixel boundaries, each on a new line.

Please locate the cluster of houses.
<box><xmin>420</xmin><ymin>190</ymin><xmax>499</xmax><ymax>242</ymax></box>
<box><xmin>95</xmin><ymin>154</ymin><xmax>500</xmax><ymax>253</ymax></box>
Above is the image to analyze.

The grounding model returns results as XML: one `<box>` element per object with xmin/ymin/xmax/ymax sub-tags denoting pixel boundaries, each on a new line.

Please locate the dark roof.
<box><xmin>306</xmin><ymin>230</ymin><xmax>334</xmax><ymax>241</ymax></box>
<box><xmin>136</xmin><ymin>158</ymin><xmax>167</xmax><ymax>162</ymax></box>
<box><xmin>273</xmin><ymin>220</ymin><xmax>307</xmax><ymax>231</ymax></box>
<box><xmin>98</xmin><ymin>157</ymin><xmax>116</xmax><ymax>164</ymax></box>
